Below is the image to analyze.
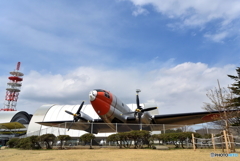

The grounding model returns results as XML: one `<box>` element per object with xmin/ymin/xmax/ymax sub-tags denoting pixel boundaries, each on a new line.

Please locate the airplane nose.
<box><xmin>89</xmin><ymin>90</ymin><xmax>97</xmax><ymax>101</ymax></box>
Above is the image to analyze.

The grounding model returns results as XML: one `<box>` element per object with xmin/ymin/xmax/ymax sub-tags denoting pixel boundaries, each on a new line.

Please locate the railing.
<box><xmin>16</xmin><ymin>123</ymin><xmax>239</xmax><ymax>148</ymax></box>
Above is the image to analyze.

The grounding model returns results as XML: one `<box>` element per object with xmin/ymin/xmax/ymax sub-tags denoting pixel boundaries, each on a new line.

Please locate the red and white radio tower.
<box><xmin>1</xmin><ymin>62</ymin><xmax>24</xmax><ymax>111</ymax></box>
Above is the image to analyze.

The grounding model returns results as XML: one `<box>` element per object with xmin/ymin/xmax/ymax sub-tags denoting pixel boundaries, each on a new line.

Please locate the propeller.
<box><xmin>65</xmin><ymin>101</ymin><xmax>85</xmax><ymax>131</ymax></box>
<box><xmin>122</xmin><ymin>90</ymin><xmax>157</xmax><ymax>130</ymax></box>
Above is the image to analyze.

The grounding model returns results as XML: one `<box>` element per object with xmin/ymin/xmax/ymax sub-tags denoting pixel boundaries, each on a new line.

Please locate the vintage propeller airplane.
<box><xmin>37</xmin><ymin>89</ymin><xmax>228</xmax><ymax>133</ymax></box>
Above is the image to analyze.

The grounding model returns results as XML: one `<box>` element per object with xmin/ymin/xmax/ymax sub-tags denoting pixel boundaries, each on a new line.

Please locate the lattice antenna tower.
<box><xmin>1</xmin><ymin>62</ymin><xmax>24</xmax><ymax>111</ymax></box>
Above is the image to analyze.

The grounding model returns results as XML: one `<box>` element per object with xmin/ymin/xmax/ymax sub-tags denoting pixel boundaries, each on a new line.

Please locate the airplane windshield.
<box><xmin>94</xmin><ymin>89</ymin><xmax>105</xmax><ymax>92</ymax></box>
<box><xmin>94</xmin><ymin>89</ymin><xmax>110</xmax><ymax>99</ymax></box>
<box><xmin>104</xmin><ymin>91</ymin><xmax>110</xmax><ymax>99</ymax></box>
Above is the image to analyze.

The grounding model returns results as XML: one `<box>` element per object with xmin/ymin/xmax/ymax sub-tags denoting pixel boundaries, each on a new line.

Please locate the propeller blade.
<box><xmin>68</xmin><ymin>120</ymin><xmax>75</xmax><ymax>131</ymax></box>
<box><xmin>74</xmin><ymin>116</ymin><xmax>79</xmax><ymax>122</ymax></box>
<box><xmin>137</xmin><ymin>112</ymin><xmax>142</xmax><ymax>130</ymax></box>
<box><xmin>137</xmin><ymin>113</ymin><xmax>142</xmax><ymax>123</ymax></box>
<box><xmin>142</xmin><ymin>107</ymin><xmax>157</xmax><ymax>112</ymax></box>
<box><xmin>136</xmin><ymin>94</ymin><xmax>140</xmax><ymax>109</ymax></box>
<box><xmin>76</xmin><ymin>101</ymin><xmax>84</xmax><ymax>114</ymax></box>
<box><xmin>65</xmin><ymin>110</ymin><xmax>74</xmax><ymax>115</ymax></box>
<box><xmin>66</xmin><ymin>101</ymin><xmax>86</xmax><ymax>131</ymax></box>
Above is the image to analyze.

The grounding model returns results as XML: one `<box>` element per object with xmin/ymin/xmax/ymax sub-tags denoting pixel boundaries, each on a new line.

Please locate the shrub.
<box><xmin>29</xmin><ymin>135</ymin><xmax>42</xmax><ymax>149</ymax></box>
<box><xmin>107</xmin><ymin>133</ymin><xmax>123</xmax><ymax>148</ymax></box>
<box><xmin>107</xmin><ymin>130</ymin><xmax>151</xmax><ymax>149</ymax></box>
<box><xmin>57</xmin><ymin>135</ymin><xmax>71</xmax><ymax>149</ymax></box>
<box><xmin>79</xmin><ymin>133</ymin><xmax>95</xmax><ymax>149</ymax></box>
<box><xmin>7</xmin><ymin>138</ymin><xmax>19</xmax><ymax>148</ymax></box>
<box><xmin>39</xmin><ymin>134</ymin><xmax>56</xmax><ymax>149</ymax></box>
<box><xmin>16</xmin><ymin>138</ymin><xmax>32</xmax><ymax>149</ymax></box>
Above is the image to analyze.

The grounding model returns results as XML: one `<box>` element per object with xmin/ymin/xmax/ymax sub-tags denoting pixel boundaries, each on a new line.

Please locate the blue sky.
<box><xmin>0</xmin><ymin>0</ymin><xmax>240</xmax><ymax>114</ymax></box>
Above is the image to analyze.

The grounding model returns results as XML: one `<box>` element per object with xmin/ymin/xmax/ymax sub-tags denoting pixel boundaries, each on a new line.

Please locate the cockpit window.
<box><xmin>104</xmin><ymin>91</ymin><xmax>110</xmax><ymax>99</ymax></box>
<box><xmin>95</xmin><ymin>89</ymin><xmax>105</xmax><ymax>92</ymax></box>
<box><xmin>94</xmin><ymin>89</ymin><xmax>110</xmax><ymax>99</ymax></box>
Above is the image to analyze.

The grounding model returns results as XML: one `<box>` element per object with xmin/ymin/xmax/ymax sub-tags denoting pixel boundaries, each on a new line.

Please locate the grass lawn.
<box><xmin>0</xmin><ymin>147</ymin><xmax>239</xmax><ymax>161</ymax></box>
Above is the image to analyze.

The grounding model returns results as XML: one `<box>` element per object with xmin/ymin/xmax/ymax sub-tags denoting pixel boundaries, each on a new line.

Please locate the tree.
<box><xmin>168</xmin><ymin>133</ymin><xmax>179</xmax><ymax>148</ymax></box>
<box><xmin>128</xmin><ymin>130</ymin><xmax>142</xmax><ymax>149</ymax></box>
<box><xmin>107</xmin><ymin>131</ymin><xmax>152</xmax><ymax>149</ymax></box>
<box><xmin>203</xmin><ymin>80</ymin><xmax>238</xmax><ymax>152</ymax></box>
<box><xmin>177</xmin><ymin>133</ymin><xmax>187</xmax><ymax>149</ymax></box>
<box><xmin>152</xmin><ymin>132</ymin><xmax>201</xmax><ymax>149</ymax></box>
<box><xmin>177</xmin><ymin>126</ymin><xmax>194</xmax><ymax>132</ymax></box>
<box><xmin>138</xmin><ymin>130</ymin><xmax>152</xmax><ymax>148</ymax></box>
<box><xmin>165</xmin><ymin>128</ymin><xmax>183</xmax><ymax>133</ymax></box>
<box><xmin>178</xmin><ymin>132</ymin><xmax>196</xmax><ymax>149</ymax></box>
<box><xmin>165</xmin><ymin>129</ymin><xmax>179</xmax><ymax>133</ymax></box>
<box><xmin>151</xmin><ymin>134</ymin><xmax>161</xmax><ymax>145</ymax></box>
<box><xmin>118</xmin><ymin>132</ymin><xmax>131</xmax><ymax>148</ymax></box>
<box><xmin>79</xmin><ymin>133</ymin><xmax>95</xmax><ymax>149</ymax></box>
<box><xmin>39</xmin><ymin>134</ymin><xmax>56</xmax><ymax>149</ymax></box>
<box><xmin>107</xmin><ymin>133</ymin><xmax>121</xmax><ymax>148</ymax></box>
<box><xmin>227</xmin><ymin>67</ymin><xmax>240</xmax><ymax>126</ymax></box>
<box><xmin>57</xmin><ymin>135</ymin><xmax>71</xmax><ymax>149</ymax></box>
<box><xmin>203</xmin><ymin>80</ymin><xmax>237</xmax><ymax>131</ymax></box>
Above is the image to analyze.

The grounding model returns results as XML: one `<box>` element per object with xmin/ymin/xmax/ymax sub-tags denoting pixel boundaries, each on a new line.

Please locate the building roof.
<box><xmin>0</xmin><ymin>111</ymin><xmax>31</xmax><ymax>124</ymax></box>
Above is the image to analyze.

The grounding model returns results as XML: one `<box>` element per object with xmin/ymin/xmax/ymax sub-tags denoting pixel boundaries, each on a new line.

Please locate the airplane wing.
<box><xmin>143</xmin><ymin>110</ymin><xmax>240</xmax><ymax>131</ymax></box>
<box><xmin>36</xmin><ymin>120</ymin><xmax>160</xmax><ymax>133</ymax></box>
<box><xmin>36</xmin><ymin>119</ymin><xmax>117</xmax><ymax>134</ymax></box>
<box><xmin>36</xmin><ymin>120</ymin><xmax>72</xmax><ymax>127</ymax></box>
<box><xmin>36</xmin><ymin>110</ymin><xmax>239</xmax><ymax>133</ymax></box>
<box><xmin>152</xmin><ymin>111</ymin><xmax>223</xmax><ymax>124</ymax></box>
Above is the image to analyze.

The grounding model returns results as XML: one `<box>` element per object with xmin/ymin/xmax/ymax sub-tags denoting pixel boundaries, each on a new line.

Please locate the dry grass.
<box><xmin>0</xmin><ymin>147</ymin><xmax>239</xmax><ymax>161</ymax></box>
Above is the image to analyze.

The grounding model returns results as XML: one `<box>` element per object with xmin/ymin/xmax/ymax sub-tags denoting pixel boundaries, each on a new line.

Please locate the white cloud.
<box><xmin>129</xmin><ymin>0</ymin><xmax>240</xmax><ymax>24</ymax></box>
<box><xmin>132</xmin><ymin>6</ymin><xmax>149</xmax><ymax>16</ymax></box>
<box><xmin>8</xmin><ymin>62</ymin><xmax>236</xmax><ymax>115</ymax></box>
<box><xmin>128</xmin><ymin>0</ymin><xmax>240</xmax><ymax>42</ymax></box>
<box><xmin>204</xmin><ymin>32</ymin><xmax>228</xmax><ymax>43</ymax></box>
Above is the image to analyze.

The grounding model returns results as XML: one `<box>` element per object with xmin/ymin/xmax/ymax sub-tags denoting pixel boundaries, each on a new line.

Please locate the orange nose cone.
<box><xmin>90</xmin><ymin>91</ymin><xmax>112</xmax><ymax>115</ymax></box>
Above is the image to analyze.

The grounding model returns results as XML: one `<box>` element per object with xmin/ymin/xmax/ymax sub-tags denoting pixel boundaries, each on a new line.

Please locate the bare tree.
<box><xmin>203</xmin><ymin>80</ymin><xmax>238</xmax><ymax>129</ymax></box>
<box><xmin>203</xmin><ymin>80</ymin><xmax>238</xmax><ymax>152</ymax></box>
<box><xmin>177</xmin><ymin>126</ymin><xmax>194</xmax><ymax>132</ymax></box>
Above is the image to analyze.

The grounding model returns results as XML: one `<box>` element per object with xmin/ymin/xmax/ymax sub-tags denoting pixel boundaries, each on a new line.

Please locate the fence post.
<box><xmin>58</xmin><ymin>124</ymin><xmax>60</xmax><ymax>136</ymax></box>
<box><xmin>230</xmin><ymin>133</ymin><xmax>235</xmax><ymax>153</ymax></box>
<box><xmin>90</xmin><ymin>122</ymin><xmax>93</xmax><ymax>148</ymax></box>
<box><xmin>223</xmin><ymin>130</ymin><xmax>229</xmax><ymax>154</ymax></box>
<box><xmin>192</xmin><ymin>133</ymin><xmax>196</xmax><ymax>151</ymax></box>
<box><xmin>163</xmin><ymin>124</ymin><xmax>165</xmax><ymax>134</ymax></box>
<box><xmin>64</xmin><ymin>122</ymin><xmax>66</xmax><ymax>135</ymax></box>
<box><xmin>211</xmin><ymin>133</ymin><xmax>215</xmax><ymax>152</ymax></box>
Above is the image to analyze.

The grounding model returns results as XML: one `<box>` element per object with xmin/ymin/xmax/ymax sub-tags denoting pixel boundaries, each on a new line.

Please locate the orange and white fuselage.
<box><xmin>89</xmin><ymin>89</ymin><xmax>152</xmax><ymax>126</ymax></box>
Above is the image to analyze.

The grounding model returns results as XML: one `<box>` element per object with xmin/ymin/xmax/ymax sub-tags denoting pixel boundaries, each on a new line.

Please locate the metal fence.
<box><xmin>17</xmin><ymin>122</ymin><xmax>240</xmax><ymax>149</ymax></box>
